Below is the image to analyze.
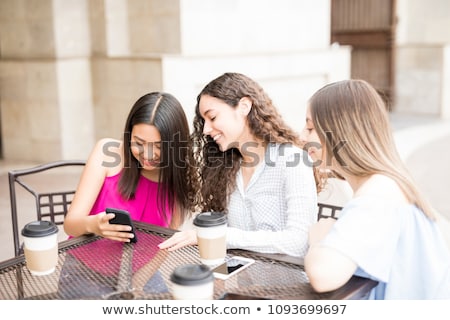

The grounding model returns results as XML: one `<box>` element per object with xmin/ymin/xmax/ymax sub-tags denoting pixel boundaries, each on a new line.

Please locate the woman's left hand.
<box><xmin>158</xmin><ymin>229</ymin><xmax>197</xmax><ymax>251</ymax></box>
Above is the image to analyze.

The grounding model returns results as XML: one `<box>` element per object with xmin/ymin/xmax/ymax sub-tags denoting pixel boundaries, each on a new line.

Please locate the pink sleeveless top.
<box><xmin>67</xmin><ymin>172</ymin><xmax>171</xmax><ymax>276</ymax></box>
<box><xmin>89</xmin><ymin>172</ymin><xmax>172</xmax><ymax>227</ymax></box>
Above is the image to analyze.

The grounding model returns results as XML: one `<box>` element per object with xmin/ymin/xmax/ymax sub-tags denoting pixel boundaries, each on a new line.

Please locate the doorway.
<box><xmin>331</xmin><ymin>0</ymin><xmax>397</xmax><ymax>110</ymax></box>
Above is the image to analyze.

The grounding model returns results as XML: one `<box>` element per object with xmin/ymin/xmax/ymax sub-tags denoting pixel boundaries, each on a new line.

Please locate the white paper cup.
<box><xmin>193</xmin><ymin>212</ymin><xmax>227</xmax><ymax>266</ymax></box>
<box><xmin>21</xmin><ymin>221</ymin><xmax>58</xmax><ymax>276</ymax></box>
<box><xmin>170</xmin><ymin>264</ymin><xmax>214</xmax><ymax>300</ymax></box>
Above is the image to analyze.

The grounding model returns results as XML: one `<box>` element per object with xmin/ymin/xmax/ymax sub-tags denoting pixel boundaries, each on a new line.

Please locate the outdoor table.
<box><xmin>0</xmin><ymin>221</ymin><xmax>377</xmax><ymax>300</ymax></box>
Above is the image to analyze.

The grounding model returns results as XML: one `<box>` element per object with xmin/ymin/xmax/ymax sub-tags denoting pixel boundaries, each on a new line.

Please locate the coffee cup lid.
<box><xmin>21</xmin><ymin>221</ymin><xmax>58</xmax><ymax>237</ymax></box>
<box><xmin>193</xmin><ymin>211</ymin><xmax>227</xmax><ymax>227</ymax></box>
<box><xmin>170</xmin><ymin>264</ymin><xmax>213</xmax><ymax>285</ymax></box>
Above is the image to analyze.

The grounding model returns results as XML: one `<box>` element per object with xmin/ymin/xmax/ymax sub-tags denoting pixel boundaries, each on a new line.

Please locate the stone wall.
<box><xmin>395</xmin><ymin>0</ymin><xmax>450</xmax><ymax>118</ymax></box>
<box><xmin>0</xmin><ymin>0</ymin><xmax>94</xmax><ymax>161</ymax></box>
<box><xmin>0</xmin><ymin>0</ymin><xmax>350</xmax><ymax>162</ymax></box>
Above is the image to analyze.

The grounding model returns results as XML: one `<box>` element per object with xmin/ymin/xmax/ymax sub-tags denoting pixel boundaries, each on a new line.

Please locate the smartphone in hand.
<box><xmin>106</xmin><ymin>208</ymin><xmax>137</xmax><ymax>243</ymax></box>
<box><xmin>211</xmin><ymin>256</ymin><xmax>255</xmax><ymax>280</ymax></box>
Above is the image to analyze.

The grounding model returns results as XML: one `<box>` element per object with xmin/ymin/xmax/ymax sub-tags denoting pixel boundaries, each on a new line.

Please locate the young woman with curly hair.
<box><xmin>159</xmin><ymin>72</ymin><xmax>317</xmax><ymax>257</ymax></box>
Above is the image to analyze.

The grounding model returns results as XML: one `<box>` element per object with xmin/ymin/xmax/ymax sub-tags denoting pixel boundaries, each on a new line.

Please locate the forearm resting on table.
<box><xmin>64</xmin><ymin>214</ymin><xmax>98</xmax><ymax>238</ymax></box>
<box><xmin>305</xmin><ymin>244</ymin><xmax>356</xmax><ymax>292</ymax></box>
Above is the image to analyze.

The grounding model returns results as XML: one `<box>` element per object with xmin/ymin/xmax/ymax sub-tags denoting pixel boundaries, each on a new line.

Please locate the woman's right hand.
<box><xmin>158</xmin><ymin>229</ymin><xmax>197</xmax><ymax>251</ymax></box>
<box><xmin>88</xmin><ymin>212</ymin><xmax>135</xmax><ymax>242</ymax></box>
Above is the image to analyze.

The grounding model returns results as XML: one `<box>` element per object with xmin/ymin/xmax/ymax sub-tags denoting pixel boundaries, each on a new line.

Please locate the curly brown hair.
<box><xmin>190</xmin><ymin>72</ymin><xmax>308</xmax><ymax>212</ymax></box>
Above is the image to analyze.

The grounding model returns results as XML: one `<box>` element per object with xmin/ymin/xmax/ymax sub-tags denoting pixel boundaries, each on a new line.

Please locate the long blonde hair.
<box><xmin>309</xmin><ymin>79</ymin><xmax>435</xmax><ymax>219</ymax></box>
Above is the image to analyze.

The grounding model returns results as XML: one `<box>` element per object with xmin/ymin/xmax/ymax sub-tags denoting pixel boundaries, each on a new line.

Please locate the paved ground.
<box><xmin>391</xmin><ymin>113</ymin><xmax>450</xmax><ymax>221</ymax></box>
<box><xmin>1</xmin><ymin>112</ymin><xmax>449</xmax><ymax>261</ymax></box>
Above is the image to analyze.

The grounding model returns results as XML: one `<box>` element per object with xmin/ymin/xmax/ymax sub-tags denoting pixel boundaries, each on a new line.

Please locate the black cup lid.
<box><xmin>21</xmin><ymin>221</ymin><xmax>58</xmax><ymax>237</ymax></box>
<box><xmin>193</xmin><ymin>211</ymin><xmax>227</xmax><ymax>227</ymax></box>
<box><xmin>170</xmin><ymin>264</ymin><xmax>213</xmax><ymax>286</ymax></box>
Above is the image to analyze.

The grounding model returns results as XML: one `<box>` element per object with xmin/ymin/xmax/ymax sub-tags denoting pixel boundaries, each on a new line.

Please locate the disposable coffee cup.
<box><xmin>170</xmin><ymin>264</ymin><xmax>214</xmax><ymax>300</ymax></box>
<box><xmin>193</xmin><ymin>211</ymin><xmax>227</xmax><ymax>266</ymax></box>
<box><xmin>21</xmin><ymin>221</ymin><xmax>59</xmax><ymax>276</ymax></box>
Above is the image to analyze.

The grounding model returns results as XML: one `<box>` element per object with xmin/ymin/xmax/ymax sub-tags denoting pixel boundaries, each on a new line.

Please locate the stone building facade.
<box><xmin>1</xmin><ymin>0</ymin><xmax>448</xmax><ymax>162</ymax></box>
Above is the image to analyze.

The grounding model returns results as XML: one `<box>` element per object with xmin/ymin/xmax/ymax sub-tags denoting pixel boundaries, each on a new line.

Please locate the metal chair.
<box><xmin>8</xmin><ymin>160</ymin><xmax>85</xmax><ymax>256</ymax></box>
<box><xmin>317</xmin><ymin>202</ymin><xmax>343</xmax><ymax>220</ymax></box>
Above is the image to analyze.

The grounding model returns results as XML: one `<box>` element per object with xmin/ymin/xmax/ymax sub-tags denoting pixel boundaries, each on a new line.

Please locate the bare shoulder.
<box><xmin>90</xmin><ymin>138</ymin><xmax>123</xmax><ymax>176</ymax></box>
<box><xmin>95</xmin><ymin>138</ymin><xmax>121</xmax><ymax>149</ymax></box>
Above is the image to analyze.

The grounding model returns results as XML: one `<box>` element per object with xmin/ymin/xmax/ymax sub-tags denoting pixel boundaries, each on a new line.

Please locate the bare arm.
<box><xmin>304</xmin><ymin>218</ymin><xmax>357</xmax><ymax>292</ymax></box>
<box><xmin>63</xmin><ymin>139</ymin><xmax>134</xmax><ymax>242</ymax></box>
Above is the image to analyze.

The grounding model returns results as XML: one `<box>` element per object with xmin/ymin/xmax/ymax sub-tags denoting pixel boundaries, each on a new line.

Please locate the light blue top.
<box><xmin>321</xmin><ymin>196</ymin><xmax>450</xmax><ymax>299</ymax></box>
<box><xmin>226</xmin><ymin>143</ymin><xmax>318</xmax><ymax>257</ymax></box>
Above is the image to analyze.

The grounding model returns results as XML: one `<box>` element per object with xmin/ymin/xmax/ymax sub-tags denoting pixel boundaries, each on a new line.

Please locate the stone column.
<box><xmin>395</xmin><ymin>0</ymin><xmax>450</xmax><ymax>118</ymax></box>
<box><xmin>0</xmin><ymin>0</ymin><xmax>94</xmax><ymax>161</ymax></box>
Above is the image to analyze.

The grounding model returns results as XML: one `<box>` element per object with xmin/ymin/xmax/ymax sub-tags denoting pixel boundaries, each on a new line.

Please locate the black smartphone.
<box><xmin>106</xmin><ymin>208</ymin><xmax>137</xmax><ymax>243</ymax></box>
<box><xmin>211</xmin><ymin>256</ymin><xmax>255</xmax><ymax>280</ymax></box>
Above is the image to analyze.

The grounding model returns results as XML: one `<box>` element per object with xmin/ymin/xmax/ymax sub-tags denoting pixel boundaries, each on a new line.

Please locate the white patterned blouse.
<box><xmin>226</xmin><ymin>143</ymin><xmax>318</xmax><ymax>257</ymax></box>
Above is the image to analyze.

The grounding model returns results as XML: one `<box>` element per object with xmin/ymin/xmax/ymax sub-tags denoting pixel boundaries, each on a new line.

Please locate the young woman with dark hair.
<box><xmin>64</xmin><ymin>92</ymin><xmax>194</xmax><ymax>240</ymax></box>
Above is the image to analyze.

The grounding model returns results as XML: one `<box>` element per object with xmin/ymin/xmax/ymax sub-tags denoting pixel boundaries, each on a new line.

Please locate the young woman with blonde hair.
<box><xmin>304</xmin><ymin>79</ymin><xmax>450</xmax><ymax>299</ymax></box>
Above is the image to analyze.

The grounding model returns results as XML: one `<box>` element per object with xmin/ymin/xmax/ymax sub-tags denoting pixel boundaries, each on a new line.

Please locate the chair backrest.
<box><xmin>317</xmin><ymin>202</ymin><xmax>343</xmax><ymax>220</ymax></box>
<box><xmin>8</xmin><ymin>160</ymin><xmax>86</xmax><ymax>256</ymax></box>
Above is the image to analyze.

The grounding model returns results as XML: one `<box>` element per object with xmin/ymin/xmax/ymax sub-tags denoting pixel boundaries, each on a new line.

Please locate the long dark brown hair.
<box><xmin>120</xmin><ymin>92</ymin><xmax>193</xmax><ymax>225</ymax></box>
<box><xmin>191</xmin><ymin>72</ymin><xmax>305</xmax><ymax>212</ymax></box>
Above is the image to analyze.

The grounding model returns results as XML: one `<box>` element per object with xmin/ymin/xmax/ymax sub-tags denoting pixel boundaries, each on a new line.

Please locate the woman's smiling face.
<box><xmin>130</xmin><ymin>123</ymin><xmax>161</xmax><ymax>170</ymax></box>
<box><xmin>199</xmin><ymin>94</ymin><xmax>249</xmax><ymax>152</ymax></box>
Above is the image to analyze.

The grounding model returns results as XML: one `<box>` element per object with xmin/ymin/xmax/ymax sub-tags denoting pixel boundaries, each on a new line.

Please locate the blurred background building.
<box><xmin>1</xmin><ymin>0</ymin><xmax>448</xmax><ymax>163</ymax></box>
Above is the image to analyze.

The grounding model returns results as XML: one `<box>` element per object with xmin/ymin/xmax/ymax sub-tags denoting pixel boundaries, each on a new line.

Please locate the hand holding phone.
<box><xmin>211</xmin><ymin>256</ymin><xmax>255</xmax><ymax>280</ymax></box>
<box><xmin>106</xmin><ymin>208</ymin><xmax>137</xmax><ymax>243</ymax></box>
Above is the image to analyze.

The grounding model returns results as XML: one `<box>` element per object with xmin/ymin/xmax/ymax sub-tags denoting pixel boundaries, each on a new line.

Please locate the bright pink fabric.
<box><xmin>90</xmin><ymin>172</ymin><xmax>172</xmax><ymax>227</ymax></box>
<box><xmin>67</xmin><ymin>233</ymin><xmax>162</xmax><ymax>277</ymax></box>
<box><xmin>66</xmin><ymin>172</ymin><xmax>171</xmax><ymax>277</ymax></box>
